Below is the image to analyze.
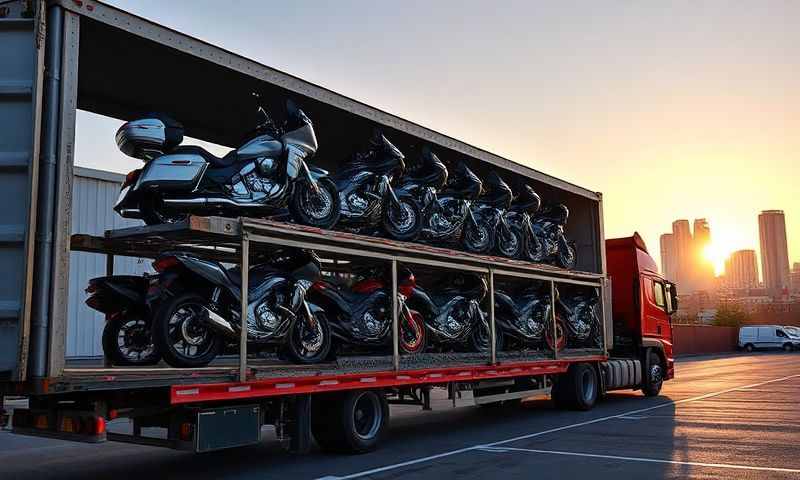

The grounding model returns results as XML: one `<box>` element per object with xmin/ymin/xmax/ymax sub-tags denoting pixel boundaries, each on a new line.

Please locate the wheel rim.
<box><xmin>302</xmin><ymin>184</ymin><xmax>333</xmax><ymax>220</ymax></box>
<box><xmin>400</xmin><ymin>312</ymin><xmax>424</xmax><ymax>353</ymax></box>
<box><xmin>650</xmin><ymin>363</ymin><xmax>663</xmax><ymax>384</ymax></box>
<box><xmin>294</xmin><ymin>314</ymin><xmax>325</xmax><ymax>358</ymax></box>
<box><xmin>580</xmin><ymin>369</ymin><xmax>596</xmax><ymax>403</ymax></box>
<box><xmin>499</xmin><ymin>231</ymin><xmax>521</xmax><ymax>257</ymax></box>
<box><xmin>467</xmin><ymin>225</ymin><xmax>490</xmax><ymax>251</ymax></box>
<box><xmin>117</xmin><ymin>318</ymin><xmax>155</xmax><ymax>361</ymax></box>
<box><xmin>352</xmin><ymin>392</ymin><xmax>382</xmax><ymax>441</ymax></box>
<box><xmin>167</xmin><ymin>303</ymin><xmax>215</xmax><ymax>359</ymax></box>
<box><xmin>389</xmin><ymin>201</ymin><xmax>417</xmax><ymax>235</ymax></box>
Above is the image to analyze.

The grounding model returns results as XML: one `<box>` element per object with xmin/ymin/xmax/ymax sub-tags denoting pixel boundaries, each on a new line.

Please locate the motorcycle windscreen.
<box><xmin>282</xmin><ymin>124</ymin><xmax>318</xmax><ymax>158</ymax></box>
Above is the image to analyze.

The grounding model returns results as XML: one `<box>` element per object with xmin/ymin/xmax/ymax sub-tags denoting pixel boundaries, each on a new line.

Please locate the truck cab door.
<box><xmin>641</xmin><ymin>276</ymin><xmax>670</xmax><ymax>340</ymax></box>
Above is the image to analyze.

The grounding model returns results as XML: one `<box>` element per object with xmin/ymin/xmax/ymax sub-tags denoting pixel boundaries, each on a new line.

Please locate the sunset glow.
<box><xmin>704</xmin><ymin>242</ymin><xmax>732</xmax><ymax>277</ymax></box>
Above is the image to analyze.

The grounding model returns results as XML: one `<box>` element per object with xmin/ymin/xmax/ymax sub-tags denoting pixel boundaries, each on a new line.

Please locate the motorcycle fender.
<box><xmin>134</xmin><ymin>154</ymin><xmax>208</xmax><ymax>193</ymax></box>
<box><xmin>113</xmin><ymin>185</ymin><xmax>141</xmax><ymax>217</ymax></box>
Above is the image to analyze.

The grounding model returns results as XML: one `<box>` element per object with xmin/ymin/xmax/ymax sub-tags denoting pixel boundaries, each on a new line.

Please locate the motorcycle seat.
<box><xmin>174</xmin><ymin>145</ymin><xmax>238</xmax><ymax>169</ymax></box>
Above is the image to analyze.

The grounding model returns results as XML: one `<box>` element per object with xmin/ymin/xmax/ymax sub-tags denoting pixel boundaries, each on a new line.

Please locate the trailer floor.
<box><xmin>3</xmin><ymin>352</ymin><xmax>799</xmax><ymax>480</ymax></box>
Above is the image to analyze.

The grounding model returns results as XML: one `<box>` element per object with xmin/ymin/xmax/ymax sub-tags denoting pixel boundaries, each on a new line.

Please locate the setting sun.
<box><xmin>703</xmin><ymin>241</ymin><xmax>732</xmax><ymax>277</ymax></box>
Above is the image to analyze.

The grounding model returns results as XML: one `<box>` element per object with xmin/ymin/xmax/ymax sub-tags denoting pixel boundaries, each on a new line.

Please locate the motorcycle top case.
<box><xmin>116</xmin><ymin>114</ymin><xmax>184</xmax><ymax>160</ymax></box>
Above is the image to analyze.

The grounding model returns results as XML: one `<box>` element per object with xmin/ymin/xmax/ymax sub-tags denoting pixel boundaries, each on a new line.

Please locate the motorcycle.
<box><xmin>491</xmin><ymin>285</ymin><xmax>564</xmax><ymax>351</ymax></box>
<box><xmin>465</xmin><ymin>171</ymin><xmax>514</xmax><ymax>254</ymax></box>
<box><xmin>85</xmin><ymin>275</ymin><xmax>161</xmax><ymax>366</ymax></box>
<box><xmin>523</xmin><ymin>204</ymin><xmax>577</xmax><ymax>269</ymax></box>
<box><xmin>331</xmin><ymin>131</ymin><xmax>423</xmax><ymax>241</ymax></box>
<box><xmin>415</xmin><ymin>160</ymin><xmax>485</xmax><ymax>250</ymax></box>
<box><xmin>309</xmin><ymin>265</ymin><xmax>426</xmax><ymax>355</ymax></box>
<box><xmin>114</xmin><ymin>96</ymin><xmax>340</xmax><ymax>229</ymax></box>
<box><xmin>149</xmin><ymin>248</ymin><xmax>331</xmax><ymax>368</ymax></box>
<box><xmin>406</xmin><ymin>272</ymin><xmax>495</xmax><ymax>353</ymax></box>
<box><xmin>557</xmin><ymin>287</ymin><xmax>602</xmax><ymax>348</ymax></box>
<box><xmin>495</xmin><ymin>184</ymin><xmax>541</xmax><ymax>259</ymax></box>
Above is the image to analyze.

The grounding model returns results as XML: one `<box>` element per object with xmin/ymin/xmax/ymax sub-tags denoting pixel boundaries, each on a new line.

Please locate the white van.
<box><xmin>739</xmin><ymin>325</ymin><xmax>800</xmax><ymax>352</ymax></box>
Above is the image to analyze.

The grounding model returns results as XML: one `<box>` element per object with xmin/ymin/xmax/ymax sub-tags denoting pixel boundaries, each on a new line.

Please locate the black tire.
<box><xmin>495</xmin><ymin>221</ymin><xmax>524</xmax><ymax>259</ymax></box>
<box><xmin>152</xmin><ymin>293</ymin><xmax>223</xmax><ymax>368</ymax></box>
<box><xmin>289</xmin><ymin>177</ymin><xmax>341</xmax><ymax>229</ymax></box>
<box><xmin>783</xmin><ymin>343</ymin><xmax>794</xmax><ymax>352</ymax></box>
<box><xmin>642</xmin><ymin>350</ymin><xmax>664</xmax><ymax>397</ymax></box>
<box><xmin>139</xmin><ymin>193</ymin><xmax>188</xmax><ymax>226</ymax></box>
<box><xmin>400</xmin><ymin>309</ymin><xmax>427</xmax><ymax>354</ymax></box>
<box><xmin>470</xmin><ymin>319</ymin><xmax>504</xmax><ymax>354</ymax></box>
<box><xmin>284</xmin><ymin>310</ymin><xmax>332</xmax><ymax>364</ymax></box>
<box><xmin>744</xmin><ymin>343</ymin><xmax>755</xmax><ymax>352</ymax></box>
<box><xmin>311</xmin><ymin>390</ymin><xmax>389</xmax><ymax>454</ymax></box>
<box><xmin>463</xmin><ymin>218</ymin><xmax>494</xmax><ymax>254</ymax></box>
<box><xmin>101</xmin><ymin>314</ymin><xmax>160</xmax><ymax>366</ymax></box>
<box><xmin>553</xmin><ymin>363</ymin><xmax>598</xmax><ymax>410</ymax></box>
<box><xmin>383</xmin><ymin>194</ymin><xmax>423</xmax><ymax>241</ymax></box>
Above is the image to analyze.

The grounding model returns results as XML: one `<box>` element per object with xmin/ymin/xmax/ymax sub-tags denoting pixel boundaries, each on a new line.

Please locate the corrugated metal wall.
<box><xmin>67</xmin><ymin>167</ymin><xmax>150</xmax><ymax>359</ymax></box>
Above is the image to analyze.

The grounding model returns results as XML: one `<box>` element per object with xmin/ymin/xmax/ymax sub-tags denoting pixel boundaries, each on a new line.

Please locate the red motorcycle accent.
<box><xmin>546</xmin><ymin>316</ymin><xmax>567</xmax><ymax>352</ymax></box>
<box><xmin>400</xmin><ymin>309</ymin><xmax>426</xmax><ymax>354</ymax></box>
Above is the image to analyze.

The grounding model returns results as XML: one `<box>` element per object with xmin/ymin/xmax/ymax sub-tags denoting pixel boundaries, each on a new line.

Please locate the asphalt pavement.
<box><xmin>2</xmin><ymin>352</ymin><xmax>799</xmax><ymax>479</ymax></box>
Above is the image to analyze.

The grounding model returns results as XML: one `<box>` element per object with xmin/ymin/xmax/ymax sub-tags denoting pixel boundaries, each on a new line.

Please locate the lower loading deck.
<box><xmin>47</xmin><ymin>215</ymin><xmax>607</xmax><ymax>402</ymax></box>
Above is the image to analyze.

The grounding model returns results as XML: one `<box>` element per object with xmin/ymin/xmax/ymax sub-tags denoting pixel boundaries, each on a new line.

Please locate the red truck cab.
<box><xmin>606</xmin><ymin>233</ymin><xmax>677</xmax><ymax>383</ymax></box>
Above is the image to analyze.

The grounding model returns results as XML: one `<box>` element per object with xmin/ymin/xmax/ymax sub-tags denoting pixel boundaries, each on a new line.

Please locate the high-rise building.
<box><xmin>725</xmin><ymin>249</ymin><xmax>759</xmax><ymax>289</ymax></box>
<box><xmin>758</xmin><ymin>210</ymin><xmax>791</xmax><ymax>294</ymax></box>
<box><xmin>791</xmin><ymin>262</ymin><xmax>800</xmax><ymax>293</ymax></box>
<box><xmin>672</xmin><ymin>219</ymin><xmax>693</xmax><ymax>289</ymax></box>
<box><xmin>692</xmin><ymin>218</ymin><xmax>715</xmax><ymax>291</ymax></box>
<box><xmin>659</xmin><ymin>233</ymin><xmax>677</xmax><ymax>282</ymax></box>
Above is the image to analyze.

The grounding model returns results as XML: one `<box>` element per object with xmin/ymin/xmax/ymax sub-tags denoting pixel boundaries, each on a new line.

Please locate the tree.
<box><xmin>713</xmin><ymin>304</ymin><xmax>749</xmax><ymax>327</ymax></box>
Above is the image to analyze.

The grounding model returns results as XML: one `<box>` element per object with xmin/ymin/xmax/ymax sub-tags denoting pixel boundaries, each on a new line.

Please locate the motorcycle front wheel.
<box><xmin>470</xmin><ymin>320</ymin><xmax>504</xmax><ymax>353</ymax></box>
<box><xmin>152</xmin><ymin>293</ymin><xmax>223</xmax><ymax>368</ymax></box>
<box><xmin>101</xmin><ymin>314</ymin><xmax>160</xmax><ymax>366</ymax></box>
<box><xmin>463</xmin><ymin>219</ymin><xmax>494</xmax><ymax>254</ymax></box>
<box><xmin>400</xmin><ymin>309</ymin><xmax>427</xmax><ymax>354</ymax></box>
<box><xmin>495</xmin><ymin>221</ymin><xmax>524</xmax><ymax>259</ymax></box>
<box><xmin>139</xmin><ymin>193</ymin><xmax>188</xmax><ymax>226</ymax></box>
<box><xmin>557</xmin><ymin>241</ymin><xmax>577</xmax><ymax>270</ymax></box>
<box><xmin>284</xmin><ymin>310</ymin><xmax>332</xmax><ymax>364</ymax></box>
<box><xmin>289</xmin><ymin>177</ymin><xmax>341</xmax><ymax>229</ymax></box>
<box><xmin>383</xmin><ymin>195</ymin><xmax>423</xmax><ymax>241</ymax></box>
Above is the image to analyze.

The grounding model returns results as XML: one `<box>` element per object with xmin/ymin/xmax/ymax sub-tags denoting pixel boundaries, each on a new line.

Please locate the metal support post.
<box><xmin>489</xmin><ymin>268</ymin><xmax>496</xmax><ymax>365</ymax></box>
<box><xmin>239</xmin><ymin>234</ymin><xmax>250</xmax><ymax>382</ymax></box>
<box><xmin>551</xmin><ymin>280</ymin><xmax>558</xmax><ymax>360</ymax></box>
<box><xmin>391</xmin><ymin>259</ymin><xmax>399</xmax><ymax>371</ymax></box>
<box><xmin>103</xmin><ymin>254</ymin><xmax>114</xmax><ymax>367</ymax></box>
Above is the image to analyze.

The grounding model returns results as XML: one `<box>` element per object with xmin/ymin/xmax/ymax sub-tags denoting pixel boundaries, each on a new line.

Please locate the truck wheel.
<box><xmin>744</xmin><ymin>343</ymin><xmax>754</xmax><ymax>352</ymax></box>
<box><xmin>312</xmin><ymin>390</ymin><xmax>389</xmax><ymax>454</ymax></box>
<box><xmin>552</xmin><ymin>363</ymin><xmax>598</xmax><ymax>411</ymax></box>
<box><xmin>642</xmin><ymin>350</ymin><xmax>664</xmax><ymax>397</ymax></box>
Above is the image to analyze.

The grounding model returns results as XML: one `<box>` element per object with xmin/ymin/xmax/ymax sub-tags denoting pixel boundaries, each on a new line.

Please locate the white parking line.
<box><xmin>476</xmin><ymin>446</ymin><xmax>800</xmax><ymax>474</ymax></box>
<box><xmin>317</xmin><ymin>373</ymin><xmax>800</xmax><ymax>480</ymax></box>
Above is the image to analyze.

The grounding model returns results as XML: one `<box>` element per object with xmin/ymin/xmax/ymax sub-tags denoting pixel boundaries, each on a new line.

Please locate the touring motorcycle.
<box><xmin>406</xmin><ymin>272</ymin><xmax>495</xmax><ymax>352</ymax></box>
<box><xmin>495</xmin><ymin>183</ymin><xmax>541</xmax><ymax>259</ymax></box>
<box><xmin>149</xmin><ymin>248</ymin><xmax>331</xmax><ymax>368</ymax></box>
<box><xmin>309</xmin><ymin>265</ymin><xmax>426</xmax><ymax>355</ymax></box>
<box><xmin>524</xmin><ymin>204</ymin><xmax>577</xmax><ymax>269</ymax></box>
<box><xmin>114</xmin><ymin>97</ymin><xmax>340</xmax><ymax>228</ymax></box>
<box><xmin>331</xmin><ymin>131</ymin><xmax>423</xmax><ymax>241</ymax></box>
<box><xmin>557</xmin><ymin>287</ymin><xmax>602</xmax><ymax>348</ymax></box>
<box><xmin>466</xmin><ymin>171</ymin><xmax>514</xmax><ymax>254</ymax></box>
<box><xmin>85</xmin><ymin>275</ymin><xmax>161</xmax><ymax>366</ymax></box>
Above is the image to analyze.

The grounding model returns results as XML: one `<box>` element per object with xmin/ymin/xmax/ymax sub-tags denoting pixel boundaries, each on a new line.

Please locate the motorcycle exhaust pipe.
<box><xmin>162</xmin><ymin>197</ymin><xmax>267</xmax><ymax>209</ymax></box>
<box><xmin>200</xmin><ymin>307</ymin><xmax>238</xmax><ymax>338</ymax></box>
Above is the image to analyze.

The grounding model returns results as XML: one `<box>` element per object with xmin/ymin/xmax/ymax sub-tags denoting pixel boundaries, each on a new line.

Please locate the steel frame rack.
<box><xmin>71</xmin><ymin>216</ymin><xmax>608</xmax><ymax>383</ymax></box>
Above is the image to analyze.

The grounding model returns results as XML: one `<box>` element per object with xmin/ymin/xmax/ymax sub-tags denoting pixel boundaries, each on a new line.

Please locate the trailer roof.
<box><xmin>56</xmin><ymin>0</ymin><xmax>599</xmax><ymax>201</ymax></box>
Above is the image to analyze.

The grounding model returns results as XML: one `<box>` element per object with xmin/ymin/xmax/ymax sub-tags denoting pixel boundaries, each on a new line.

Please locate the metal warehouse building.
<box><xmin>67</xmin><ymin>167</ymin><xmax>149</xmax><ymax>359</ymax></box>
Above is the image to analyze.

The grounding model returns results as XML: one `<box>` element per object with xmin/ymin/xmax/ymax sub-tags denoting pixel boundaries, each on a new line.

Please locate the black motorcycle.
<box><xmin>394</xmin><ymin>145</ymin><xmax>449</xmax><ymax>207</ymax></box>
<box><xmin>466</xmin><ymin>171</ymin><xmax>514</xmax><ymax>255</ymax></box>
<box><xmin>416</xmin><ymin>160</ymin><xmax>485</xmax><ymax>251</ymax></box>
<box><xmin>492</xmin><ymin>285</ymin><xmax>562</xmax><ymax>351</ymax></box>
<box><xmin>406</xmin><ymin>272</ymin><xmax>495</xmax><ymax>353</ymax></box>
<box><xmin>309</xmin><ymin>265</ymin><xmax>426</xmax><ymax>355</ymax></box>
<box><xmin>331</xmin><ymin>131</ymin><xmax>423</xmax><ymax>241</ymax></box>
<box><xmin>150</xmin><ymin>248</ymin><xmax>331</xmax><ymax>367</ymax></box>
<box><xmin>524</xmin><ymin>204</ymin><xmax>577</xmax><ymax>269</ymax></box>
<box><xmin>114</xmin><ymin>97</ymin><xmax>340</xmax><ymax>229</ymax></box>
<box><xmin>558</xmin><ymin>287</ymin><xmax>602</xmax><ymax>348</ymax></box>
<box><xmin>495</xmin><ymin>184</ymin><xmax>541</xmax><ymax>259</ymax></box>
<box><xmin>85</xmin><ymin>275</ymin><xmax>161</xmax><ymax>366</ymax></box>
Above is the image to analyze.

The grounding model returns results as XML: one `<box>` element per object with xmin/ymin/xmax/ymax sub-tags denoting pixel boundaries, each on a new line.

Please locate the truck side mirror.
<box><xmin>667</xmin><ymin>283</ymin><xmax>678</xmax><ymax>314</ymax></box>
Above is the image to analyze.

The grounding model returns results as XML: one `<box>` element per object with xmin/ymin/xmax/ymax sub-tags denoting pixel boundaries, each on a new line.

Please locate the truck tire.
<box><xmin>552</xmin><ymin>363</ymin><xmax>598</xmax><ymax>411</ymax></box>
<box><xmin>642</xmin><ymin>350</ymin><xmax>664</xmax><ymax>397</ymax></box>
<box><xmin>311</xmin><ymin>390</ymin><xmax>389</xmax><ymax>454</ymax></box>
